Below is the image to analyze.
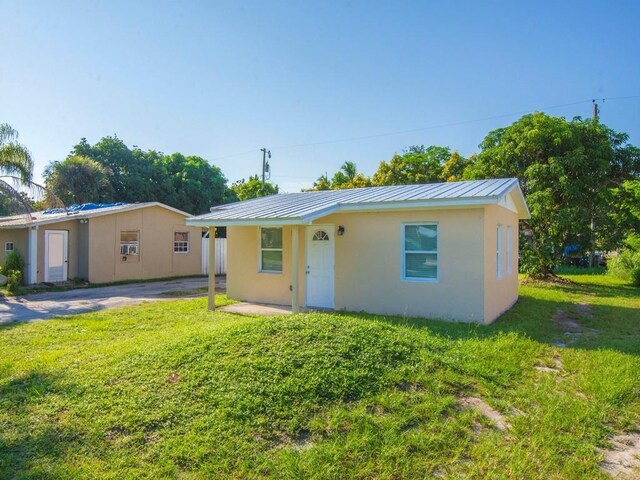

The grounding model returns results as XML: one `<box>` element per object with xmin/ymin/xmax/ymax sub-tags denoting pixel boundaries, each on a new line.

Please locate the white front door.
<box><xmin>306</xmin><ymin>226</ymin><xmax>335</xmax><ymax>309</ymax></box>
<box><xmin>44</xmin><ymin>230</ymin><xmax>68</xmax><ymax>282</ymax></box>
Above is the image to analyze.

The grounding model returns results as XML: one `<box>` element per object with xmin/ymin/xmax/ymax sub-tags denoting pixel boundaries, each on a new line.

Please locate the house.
<box><xmin>0</xmin><ymin>202</ymin><xmax>203</xmax><ymax>284</ymax></box>
<box><xmin>187</xmin><ymin>178</ymin><xmax>530</xmax><ymax>324</ymax></box>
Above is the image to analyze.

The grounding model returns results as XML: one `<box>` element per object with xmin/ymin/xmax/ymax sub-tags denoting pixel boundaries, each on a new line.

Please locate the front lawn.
<box><xmin>1</xmin><ymin>276</ymin><xmax>639</xmax><ymax>479</ymax></box>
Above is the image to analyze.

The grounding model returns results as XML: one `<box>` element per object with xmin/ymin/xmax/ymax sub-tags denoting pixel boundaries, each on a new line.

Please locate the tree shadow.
<box><xmin>0</xmin><ymin>371</ymin><xmax>85</xmax><ymax>477</ymax></box>
<box><xmin>332</xmin><ymin>292</ymin><xmax>640</xmax><ymax>356</ymax></box>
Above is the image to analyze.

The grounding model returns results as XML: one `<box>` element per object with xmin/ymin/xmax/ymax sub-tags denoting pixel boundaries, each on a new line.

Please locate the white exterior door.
<box><xmin>306</xmin><ymin>226</ymin><xmax>335</xmax><ymax>309</ymax></box>
<box><xmin>44</xmin><ymin>230</ymin><xmax>68</xmax><ymax>282</ymax></box>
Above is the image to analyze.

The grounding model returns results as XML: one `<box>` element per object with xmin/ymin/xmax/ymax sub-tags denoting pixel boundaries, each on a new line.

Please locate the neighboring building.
<box><xmin>0</xmin><ymin>202</ymin><xmax>203</xmax><ymax>284</ymax></box>
<box><xmin>188</xmin><ymin>178</ymin><xmax>530</xmax><ymax>324</ymax></box>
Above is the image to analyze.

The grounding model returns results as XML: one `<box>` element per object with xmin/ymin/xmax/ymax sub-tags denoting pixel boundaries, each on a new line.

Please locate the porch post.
<box><xmin>27</xmin><ymin>226</ymin><xmax>38</xmax><ymax>284</ymax></box>
<box><xmin>208</xmin><ymin>226</ymin><xmax>216</xmax><ymax>310</ymax></box>
<box><xmin>291</xmin><ymin>226</ymin><xmax>300</xmax><ymax>313</ymax></box>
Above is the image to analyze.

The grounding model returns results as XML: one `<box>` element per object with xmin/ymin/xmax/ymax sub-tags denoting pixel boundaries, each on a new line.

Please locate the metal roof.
<box><xmin>187</xmin><ymin>178</ymin><xmax>530</xmax><ymax>227</ymax></box>
<box><xmin>0</xmin><ymin>202</ymin><xmax>193</xmax><ymax>229</ymax></box>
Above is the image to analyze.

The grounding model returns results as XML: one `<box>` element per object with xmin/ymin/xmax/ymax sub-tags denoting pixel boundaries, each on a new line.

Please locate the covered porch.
<box><xmin>202</xmin><ymin>223</ymin><xmax>337</xmax><ymax>314</ymax></box>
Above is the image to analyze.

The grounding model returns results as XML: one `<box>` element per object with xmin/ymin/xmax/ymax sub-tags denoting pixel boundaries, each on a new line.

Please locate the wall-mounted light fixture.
<box><xmin>337</xmin><ymin>225</ymin><xmax>345</xmax><ymax>236</ymax></box>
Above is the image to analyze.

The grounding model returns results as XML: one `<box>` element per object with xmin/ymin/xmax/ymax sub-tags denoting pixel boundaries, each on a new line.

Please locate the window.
<box><xmin>260</xmin><ymin>227</ymin><xmax>282</xmax><ymax>272</ymax></box>
<box><xmin>120</xmin><ymin>231</ymin><xmax>139</xmax><ymax>255</ymax></box>
<box><xmin>403</xmin><ymin>224</ymin><xmax>438</xmax><ymax>281</ymax></box>
<box><xmin>5</xmin><ymin>242</ymin><xmax>14</xmax><ymax>252</ymax></box>
<box><xmin>174</xmin><ymin>232</ymin><xmax>189</xmax><ymax>253</ymax></box>
<box><xmin>506</xmin><ymin>226</ymin><xmax>513</xmax><ymax>275</ymax></box>
<box><xmin>312</xmin><ymin>230</ymin><xmax>329</xmax><ymax>241</ymax></box>
<box><xmin>497</xmin><ymin>225</ymin><xmax>503</xmax><ymax>279</ymax></box>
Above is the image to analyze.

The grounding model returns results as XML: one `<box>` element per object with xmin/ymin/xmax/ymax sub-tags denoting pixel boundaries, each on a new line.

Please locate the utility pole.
<box><xmin>589</xmin><ymin>99</ymin><xmax>601</xmax><ymax>267</ymax></box>
<box><xmin>260</xmin><ymin>148</ymin><xmax>271</xmax><ymax>195</ymax></box>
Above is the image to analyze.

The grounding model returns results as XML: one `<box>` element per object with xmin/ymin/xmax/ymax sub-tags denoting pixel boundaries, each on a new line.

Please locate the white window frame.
<box><xmin>5</xmin><ymin>242</ymin><xmax>14</xmax><ymax>253</ymax></box>
<box><xmin>506</xmin><ymin>226</ymin><xmax>513</xmax><ymax>275</ymax></box>
<box><xmin>120</xmin><ymin>230</ymin><xmax>140</xmax><ymax>256</ymax></box>
<box><xmin>259</xmin><ymin>226</ymin><xmax>283</xmax><ymax>274</ymax></box>
<box><xmin>497</xmin><ymin>225</ymin><xmax>503</xmax><ymax>279</ymax></box>
<box><xmin>401</xmin><ymin>222</ymin><xmax>439</xmax><ymax>283</ymax></box>
<box><xmin>173</xmin><ymin>231</ymin><xmax>190</xmax><ymax>254</ymax></box>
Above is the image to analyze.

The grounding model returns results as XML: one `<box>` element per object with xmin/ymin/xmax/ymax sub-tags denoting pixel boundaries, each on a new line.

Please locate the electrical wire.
<box><xmin>209</xmin><ymin>95</ymin><xmax>640</xmax><ymax>161</ymax></box>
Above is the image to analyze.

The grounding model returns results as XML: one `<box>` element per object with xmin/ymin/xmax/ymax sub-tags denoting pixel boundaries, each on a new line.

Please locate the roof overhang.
<box><xmin>186</xmin><ymin>183</ymin><xmax>531</xmax><ymax>227</ymax></box>
<box><xmin>0</xmin><ymin>202</ymin><xmax>194</xmax><ymax>230</ymax></box>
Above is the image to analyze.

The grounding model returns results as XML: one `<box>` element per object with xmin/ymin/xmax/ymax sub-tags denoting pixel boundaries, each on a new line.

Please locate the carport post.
<box><xmin>291</xmin><ymin>226</ymin><xmax>299</xmax><ymax>313</ymax></box>
<box><xmin>208</xmin><ymin>226</ymin><xmax>216</xmax><ymax>310</ymax></box>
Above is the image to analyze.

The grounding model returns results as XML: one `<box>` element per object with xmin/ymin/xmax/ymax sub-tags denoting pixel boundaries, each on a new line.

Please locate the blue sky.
<box><xmin>2</xmin><ymin>1</ymin><xmax>639</xmax><ymax>192</ymax></box>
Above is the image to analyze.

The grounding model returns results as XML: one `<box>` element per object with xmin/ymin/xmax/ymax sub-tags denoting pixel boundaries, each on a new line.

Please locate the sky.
<box><xmin>2</xmin><ymin>0</ymin><xmax>640</xmax><ymax>193</ymax></box>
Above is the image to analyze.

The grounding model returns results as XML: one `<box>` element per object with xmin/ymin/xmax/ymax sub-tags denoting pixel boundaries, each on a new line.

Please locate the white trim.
<box><xmin>173</xmin><ymin>231</ymin><xmax>190</xmax><ymax>254</ymax></box>
<box><xmin>27</xmin><ymin>227</ymin><xmax>38</xmax><ymax>284</ymax></box>
<box><xmin>506</xmin><ymin>225</ymin><xmax>513</xmax><ymax>275</ymax></box>
<box><xmin>401</xmin><ymin>222</ymin><xmax>439</xmax><ymax>283</ymax></box>
<box><xmin>44</xmin><ymin>230</ymin><xmax>68</xmax><ymax>282</ymax></box>
<box><xmin>497</xmin><ymin>225</ymin><xmax>504</xmax><ymax>280</ymax></box>
<box><xmin>258</xmin><ymin>226</ymin><xmax>283</xmax><ymax>274</ymax></box>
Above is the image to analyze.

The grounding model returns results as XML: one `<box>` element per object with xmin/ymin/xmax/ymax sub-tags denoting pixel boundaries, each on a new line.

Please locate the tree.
<box><xmin>230</xmin><ymin>174</ymin><xmax>279</xmax><ymax>201</ymax></box>
<box><xmin>44</xmin><ymin>155</ymin><xmax>114</xmax><ymax>204</ymax></box>
<box><xmin>0</xmin><ymin>124</ymin><xmax>56</xmax><ymax>213</ymax></box>
<box><xmin>156</xmin><ymin>153</ymin><xmax>228</xmax><ymax>214</ymax></box>
<box><xmin>308</xmin><ymin>162</ymin><xmax>371</xmax><ymax>191</ymax></box>
<box><xmin>67</xmin><ymin>137</ymin><xmax>230</xmax><ymax>214</ymax></box>
<box><xmin>442</xmin><ymin>151</ymin><xmax>473</xmax><ymax>182</ymax></box>
<box><xmin>371</xmin><ymin>145</ymin><xmax>450</xmax><ymax>186</ymax></box>
<box><xmin>465</xmin><ymin>112</ymin><xmax>639</xmax><ymax>277</ymax></box>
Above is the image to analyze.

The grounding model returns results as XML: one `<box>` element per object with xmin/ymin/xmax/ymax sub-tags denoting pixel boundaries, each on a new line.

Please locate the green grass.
<box><xmin>1</xmin><ymin>276</ymin><xmax>639</xmax><ymax>479</ymax></box>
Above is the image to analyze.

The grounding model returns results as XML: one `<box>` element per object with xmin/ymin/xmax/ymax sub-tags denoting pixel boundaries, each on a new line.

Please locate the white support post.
<box><xmin>28</xmin><ymin>226</ymin><xmax>38</xmax><ymax>284</ymax></box>
<box><xmin>291</xmin><ymin>226</ymin><xmax>299</xmax><ymax>313</ymax></box>
<box><xmin>208</xmin><ymin>227</ymin><xmax>216</xmax><ymax>310</ymax></box>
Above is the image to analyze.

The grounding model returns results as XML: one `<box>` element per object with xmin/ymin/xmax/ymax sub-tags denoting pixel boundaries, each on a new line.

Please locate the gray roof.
<box><xmin>187</xmin><ymin>178</ymin><xmax>530</xmax><ymax>227</ymax></box>
<box><xmin>0</xmin><ymin>202</ymin><xmax>193</xmax><ymax>229</ymax></box>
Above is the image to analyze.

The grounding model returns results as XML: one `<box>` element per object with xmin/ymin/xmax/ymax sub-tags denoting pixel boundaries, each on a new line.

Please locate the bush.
<box><xmin>608</xmin><ymin>250</ymin><xmax>640</xmax><ymax>287</ymax></box>
<box><xmin>5</xmin><ymin>269</ymin><xmax>22</xmax><ymax>292</ymax></box>
<box><xmin>4</xmin><ymin>250</ymin><xmax>25</xmax><ymax>276</ymax></box>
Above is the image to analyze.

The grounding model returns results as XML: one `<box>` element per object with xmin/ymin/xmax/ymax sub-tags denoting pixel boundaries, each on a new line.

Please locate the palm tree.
<box><xmin>0</xmin><ymin>123</ymin><xmax>59</xmax><ymax>214</ymax></box>
<box><xmin>341</xmin><ymin>161</ymin><xmax>357</xmax><ymax>180</ymax></box>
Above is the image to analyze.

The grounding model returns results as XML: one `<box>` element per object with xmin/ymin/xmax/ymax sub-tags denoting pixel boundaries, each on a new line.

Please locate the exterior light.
<box><xmin>337</xmin><ymin>225</ymin><xmax>345</xmax><ymax>236</ymax></box>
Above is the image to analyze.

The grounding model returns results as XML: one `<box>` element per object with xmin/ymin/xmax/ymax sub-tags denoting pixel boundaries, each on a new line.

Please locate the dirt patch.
<box><xmin>576</xmin><ymin>302</ymin><xmax>594</xmax><ymax>319</ymax></box>
<box><xmin>397</xmin><ymin>381</ymin><xmax>425</xmax><ymax>392</ymax></box>
<box><xmin>599</xmin><ymin>432</ymin><xmax>640</xmax><ymax>478</ymax></box>
<box><xmin>535</xmin><ymin>353</ymin><xmax>564</xmax><ymax>373</ymax></box>
<box><xmin>166</xmin><ymin>372</ymin><xmax>181</xmax><ymax>383</ymax></box>
<box><xmin>457</xmin><ymin>396</ymin><xmax>509</xmax><ymax>431</ymax></box>
<box><xmin>554</xmin><ymin>309</ymin><xmax>583</xmax><ymax>333</ymax></box>
<box><xmin>291</xmin><ymin>430</ymin><xmax>313</xmax><ymax>452</ymax></box>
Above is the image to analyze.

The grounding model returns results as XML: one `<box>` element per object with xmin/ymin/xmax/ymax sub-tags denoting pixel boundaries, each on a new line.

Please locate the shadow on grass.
<box><xmin>331</xmin><ymin>282</ymin><xmax>640</xmax><ymax>356</ymax></box>
<box><xmin>0</xmin><ymin>372</ymin><xmax>84</xmax><ymax>476</ymax></box>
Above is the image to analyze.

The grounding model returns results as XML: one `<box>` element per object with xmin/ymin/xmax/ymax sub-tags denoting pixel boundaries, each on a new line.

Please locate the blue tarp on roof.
<box><xmin>42</xmin><ymin>202</ymin><xmax>127</xmax><ymax>215</ymax></box>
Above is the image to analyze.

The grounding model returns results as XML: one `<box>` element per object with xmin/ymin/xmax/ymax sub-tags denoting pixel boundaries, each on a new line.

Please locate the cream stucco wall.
<box><xmin>0</xmin><ymin>228</ymin><xmax>29</xmax><ymax>266</ymax></box>
<box><xmin>483</xmin><ymin>203</ymin><xmax>520</xmax><ymax>323</ymax></box>
<box><xmin>317</xmin><ymin>209</ymin><xmax>486</xmax><ymax>321</ymax></box>
<box><xmin>226</xmin><ymin>204</ymin><xmax>521</xmax><ymax>323</ymax></box>
<box><xmin>87</xmin><ymin>206</ymin><xmax>202</xmax><ymax>283</ymax></box>
<box><xmin>227</xmin><ymin>225</ymin><xmax>306</xmax><ymax>306</ymax></box>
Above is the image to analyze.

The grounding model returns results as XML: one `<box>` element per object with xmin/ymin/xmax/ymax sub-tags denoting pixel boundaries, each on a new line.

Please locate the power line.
<box><xmin>209</xmin><ymin>95</ymin><xmax>640</xmax><ymax>161</ymax></box>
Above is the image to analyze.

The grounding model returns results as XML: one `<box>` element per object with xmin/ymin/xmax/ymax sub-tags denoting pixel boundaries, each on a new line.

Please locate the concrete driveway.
<box><xmin>0</xmin><ymin>277</ymin><xmax>221</xmax><ymax>325</ymax></box>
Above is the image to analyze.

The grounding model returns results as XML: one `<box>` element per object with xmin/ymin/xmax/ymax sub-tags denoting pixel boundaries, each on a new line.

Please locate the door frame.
<box><xmin>305</xmin><ymin>224</ymin><xmax>335</xmax><ymax>309</ymax></box>
<box><xmin>44</xmin><ymin>230</ymin><xmax>69</xmax><ymax>282</ymax></box>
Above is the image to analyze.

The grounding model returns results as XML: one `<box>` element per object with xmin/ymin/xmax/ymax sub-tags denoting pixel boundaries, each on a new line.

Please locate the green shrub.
<box><xmin>4</xmin><ymin>250</ymin><xmax>25</xmax><ymax>276</ymax></box>
<box><xmin>608</xmin><ymin>250</ymin><xmax>640</xmax><ymax>287</ymax></box>
<box><xmin>5</xmin><ymin>269</ymin><xmax>22</xmax><ymax>292</ymax></box>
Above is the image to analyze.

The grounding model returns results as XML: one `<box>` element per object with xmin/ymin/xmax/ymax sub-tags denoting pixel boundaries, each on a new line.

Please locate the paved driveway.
<box><xmin>0</xmin><ymin>277</ymin><xmax>220</xmax><ymax>325</ymax></box>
